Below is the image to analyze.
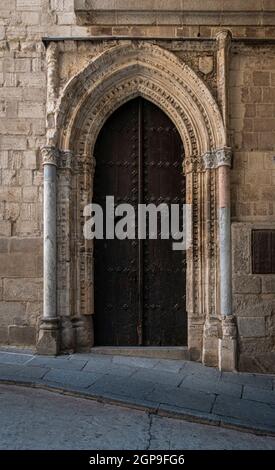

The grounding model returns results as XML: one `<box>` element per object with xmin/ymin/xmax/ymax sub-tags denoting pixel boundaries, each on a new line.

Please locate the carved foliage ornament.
<box><xmin>203</xmin><ymin>147</ymin><xmax>232</xmax><ymax>170</ymax></box>
<box><xmin>53</xmin><ymin>42</ymin><xmax>226</xmax><ymax>160</ymax></box>
<box><xmin>41</xmin><ymin>146</ymin><xmax>58</xmax><ymax>166</ymax></box>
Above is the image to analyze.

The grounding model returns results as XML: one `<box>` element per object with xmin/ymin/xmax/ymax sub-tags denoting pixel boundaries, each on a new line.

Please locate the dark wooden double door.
<box><xmin>93</xmin><ymin>98</ymin><xmax>187</xmax><ymax>346</ymax></box>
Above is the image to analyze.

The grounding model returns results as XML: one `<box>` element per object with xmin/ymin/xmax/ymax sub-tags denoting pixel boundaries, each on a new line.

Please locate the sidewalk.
<box><xmin>0</xmin><ymin>349</ymin><xmax>275</xmax><ymax>436</ymax></box>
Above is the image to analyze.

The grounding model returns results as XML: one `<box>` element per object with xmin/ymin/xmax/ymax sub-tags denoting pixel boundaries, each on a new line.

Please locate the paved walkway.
<box><xmin>0</xmin><ymin>349</ymin><xmax>275</xmax><ymax>436</ymax></box>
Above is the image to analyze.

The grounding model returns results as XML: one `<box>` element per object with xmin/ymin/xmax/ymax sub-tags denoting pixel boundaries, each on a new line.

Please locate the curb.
<box><xmin>1</xmin><ymin>378</ymin><xmax>275</xmax><ymax>438</ymax></box>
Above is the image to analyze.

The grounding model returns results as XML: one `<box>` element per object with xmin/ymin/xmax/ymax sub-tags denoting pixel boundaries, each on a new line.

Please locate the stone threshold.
<box><xmin>90</xmin><ymin>346</ymin><xmax>189</xmax><ymax>360</ymax></box>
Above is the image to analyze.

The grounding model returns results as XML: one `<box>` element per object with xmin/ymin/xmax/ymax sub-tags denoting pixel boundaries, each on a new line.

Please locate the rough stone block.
<box><xmin>21</xmin><ymin>12</ymin><xmax>40</xmax><ymax>25</ymax></box>
<box><xmin>253</xmin><ymin>71</ymin><xmax>270</xmax><ymax>86</ymax></box>
<box><xmin>0</xmin><ymin>327</ymin><xmax>9</xmax><ymax>344</ymax></box>
<box><xmin>0</xmin><ymin>301</ymin><xmax>26</xmax><ymax>326</ymax></box>
<box><xmin>0</xmin><ymin>221</ymin><xmax>11</xmax><ymax>237</ymax></box>
<box><xmin>218</xmin><ymin>338</ymin><xmax>237</xmax><ymax>372</ymax></box>
<box><xmin>232</xmin><ymin>224</ymin><xmax>250</xmax><ymax>274</ymax></box>
<box><xmin>9</xmin><ymin>325</ymin><xmax>36</xmax><ymax>346</ymax></box>
<box><xmin>22</xmin><ymin>186</ymin><xmax>38</xmax><ymax>202</ymax></box>
<box><xmin>14</xmin><ymin>58</ymin><xmax>31</xmax><ymax>73</ymax></box>
<box><xmin>0</xmin><ymin>238</ymin><xmax>9</xmax><ymax>253</ymax></box>
<box><xmin>16</xmin><ymin>0</ymin><xmax>42</xmax><ymax>11</ymax></box>
<box><xmin>18</xmin><ymin>102</ymin><xmax>44</xmax><ymax>118</ymax></box>
<box><xmin>262</xmin><ymin>276</ymin><xmax>275</xmax><ymax>293</ymax></box>
<box><xmin>0</xmin><ymin>136</ymin><xmax>27</xmax><ymax>151</ymax></box>
<box><xmin>4</xmin><ymin>278</ymin><xmax>42</xmax><ymax>302</ymax></box>
<box><xmin>233</xmin><ymin>294</ymin><xmax>274</xmax><ymax>317</ymax></box>
<box><xmin>233</xmin><ymin>275</ymin><xmax>261</xmax><ymax>294</ymax></box>
<box><xmin>0</xmin><ymin>253</ymin><xmax>39</xmax><ymax>277</ymax></box>
<box><xmin>237</xmin><ymin>317</ymin><xmax>266</xmax><ymax>337</ymax></box>
<box><xmin>9</xmin><ymin>237</ymin><xmax>42</xmax><ymax>253</ymax></box>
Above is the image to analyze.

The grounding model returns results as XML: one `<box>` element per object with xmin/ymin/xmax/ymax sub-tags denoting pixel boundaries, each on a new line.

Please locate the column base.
<box><xmin>36</xmin><ymin>318</ymin><xmax>60</xmax><ymax>356</ymax></box>
<box><xmin>202</xmin><ymin>318</ymin><xmax>220</xmax><ymax>367</ymax></box>
<box><xmin>72</xmin><ymin>315</ymin><xmax>93</xmax><ymax>353</ymax></box>
<box><xmin>60</xmin><ymin>317</ymin><xmax>75</xmax><ymax>354</ymax></box>
<box><xmin>218</xmin><ymin>338</ymin><xmax>237</xmax><ymax>371</ymax></box>
<box><xmin>218</xmin><ymin>315</ymin><xmax>237</xmax><ymax>371</ymax></box>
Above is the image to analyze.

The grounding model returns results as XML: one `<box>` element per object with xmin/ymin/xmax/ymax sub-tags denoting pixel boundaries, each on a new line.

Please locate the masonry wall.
<box><xmin>0</xmin><ymin>1</ymin><xmax>274</xmax><ymax>366</ymax></box>
<box><xmin>230</xmin><ymin>47</ymin><xmax>275</xmax><ymax>372</ymax></box>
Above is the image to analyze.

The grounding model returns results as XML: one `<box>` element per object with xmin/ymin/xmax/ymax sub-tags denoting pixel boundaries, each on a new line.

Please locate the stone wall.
<box><xmin>0</xmin><ymin>1</ymin><xmax>274</xmax><ymax>368</ymax></box>
<box><xmin>230</xmin><ymin>46</ymin><xmax>275</xmax><ymax>372</ymax></box>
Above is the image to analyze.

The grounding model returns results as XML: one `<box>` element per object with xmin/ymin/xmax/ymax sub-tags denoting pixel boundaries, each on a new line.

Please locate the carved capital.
<box><xmin>184</xmin><ymin>157</ymin><xmax>193</xmax><ymax>174</ymax></box>
<box><xmin>215</xmin><ymin>147</ymin><xmax>232</xmax><ymax>168</ymax></box>
<box><xmin>203</xmin><ymin>151</ymin><xmax>216</xmax><ymax>170</ymax></box>
<box><xmin>221</xmin><ymin>315</ymin><xmax>237</xmax><ymax>339</ymax></box>
<box><xmin>41</xmin><ymin>146</ymin><xmax>59</xmax><ymax>166</ymax></box>
<box><xmin>59</xmin><ymin>150</ymin><xmax>74</xmax><ymax>170</ymax></box>
<box><xmin>202</xmin><ymin>147</ymin><xmax>232</xmax><ymax>170</ymax></box>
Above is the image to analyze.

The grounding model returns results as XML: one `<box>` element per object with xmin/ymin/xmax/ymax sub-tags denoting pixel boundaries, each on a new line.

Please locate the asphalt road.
<box><xmin>0</xmin><ymin>384</ymin><xmax>275</xmax><ymax>450</ymax></box>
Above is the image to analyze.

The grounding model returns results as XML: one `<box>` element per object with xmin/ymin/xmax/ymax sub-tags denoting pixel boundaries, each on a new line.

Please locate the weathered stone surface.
<box><xmin>0</xmin><ymin>301</ymin><xmax>26</xmax><ymax>326</ymax></box>
<box><xmin>0</xmin><ymin>327</ymin><xmax>9</xmax><ymax>344</ymax></box>
<box><xmin>237</xmin><ymin>317</ymin><xmax>266</xmax><ymax>338</ymax></box>
<box><xmin>0</xmin><ymin>0</ymin><xmax>273</xmax><ymax>373</ymax></box>
<box><xmin>233</xmin><ymin>275</ymin><xmax>261</xmax><ymax>294</ymax></box>
<box><xmin>262</xmin><ymin>276</ymin><xmax>275</xmax><ymax>293</ymax></box>
<box><xmin>3</xmin><ymin>278</ymin><xmax>42</xmax><ymax>302</ymax></box>
<box><xmin>8</xmin><ymin>325</ymin><xmax>36</xmax><ymax>346</ymax></box>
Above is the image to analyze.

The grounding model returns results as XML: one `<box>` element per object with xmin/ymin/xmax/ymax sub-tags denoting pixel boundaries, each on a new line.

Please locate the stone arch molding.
<box><xmin>39</xmin><ymin>40</ymin><xmax>233</xmax><ymax>368</ymax></box>
<box><xmin>50</xmin><ymin>41</ymin><xmax>226</xmax><ymax>161</ymax></box>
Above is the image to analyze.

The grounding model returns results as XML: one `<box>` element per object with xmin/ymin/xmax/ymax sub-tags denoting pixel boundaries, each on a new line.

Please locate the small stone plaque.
<box><xmin>252</xmin><ymin>229</ymin><xmax>275</xmax><ymax>274</ymax></box>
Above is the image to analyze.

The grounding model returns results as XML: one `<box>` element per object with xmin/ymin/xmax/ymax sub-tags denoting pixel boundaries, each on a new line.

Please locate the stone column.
<box><xmin>58</xmin><ymin>150</ymin><xmax>75</xmax><ymax>353</ymax></box>
<box><xmin>37</xmin><ymin>146</ymin><xmax>60</xmax><ymax>355</ymax></box>
<box><xmin>216</xmin><ymin>147</ymin><xmax>237</xmax><ymax>371</ymax></box>
<box><xmin>72</xmin><ymin>154</ymin><xmax>96</xmax><ymax>352</ymax></box>
<box><xmin>202</xmin><ymin>151</ymin><xmax>219</xmax><ymax>367</ymax></box>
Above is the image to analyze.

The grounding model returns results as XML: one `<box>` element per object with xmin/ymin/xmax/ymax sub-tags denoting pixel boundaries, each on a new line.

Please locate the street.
<box><xmin>0</xmin><ymin>385</ymin><xmax>275</xmax><ymax>450</ymax></box>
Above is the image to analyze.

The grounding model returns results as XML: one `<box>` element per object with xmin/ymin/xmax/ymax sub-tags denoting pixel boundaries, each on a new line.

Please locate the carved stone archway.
<box><xmin>38</xmin><ymin>40</ymin><xmax>235</xmax><ymax>370</ymax></box>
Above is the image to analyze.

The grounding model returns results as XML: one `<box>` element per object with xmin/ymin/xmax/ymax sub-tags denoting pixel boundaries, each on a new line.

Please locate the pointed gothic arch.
<box><xmin>39</xmin><ymin>41</ymin><xmax>233</xmax><ymax>366</ymax></box>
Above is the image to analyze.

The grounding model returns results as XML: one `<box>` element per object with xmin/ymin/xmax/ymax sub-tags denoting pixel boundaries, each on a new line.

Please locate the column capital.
<box><xmin>203</xmin><ymin>147</ymin><xmax>232</xmax><ymax>170</ymax></box>
<box><xmin>203</xmin><ymin>151</ymin><xmax>216</xmax><ymax>170</ymax></box>
<box><xmin>59</xmin><ymin>149</ymin><xmax>74</xmax><ymax>170</ymax></box>
<box><xmin>215</xmin><ymin>147</ymin><xmax>232</xmax><ymax>168</ymax></box>
<box><xmin>41</xmin><ymin>146</ymin><xmax>59</xmax><ymax>166</ymax></box>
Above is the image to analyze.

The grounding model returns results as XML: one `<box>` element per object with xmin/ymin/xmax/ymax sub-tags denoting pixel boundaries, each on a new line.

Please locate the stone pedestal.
<box><xmin>73</xmin><ymin>315</ymin><xmax>93</xmax><ymax>353</ymax></box>
<box><xmin>202</xmin><ymin>318</ymin><xmax>220</xmax><ymax>367</ymax></box>
<box><xmin>219</xmin><ymin>338</ymin><xmax>237</xmax><ymax>372</ymax></box>
<box><xmin>218</xmin><ymin>315</ymin><xmax>237</xmax><ymax>371</ymax></box>
<box><xmin>60</xmin><ymin>317</ymin><xmax>75</xmax><ymax>353</ymax></box>
<box><xmin>37</xmin><ymin>319</ymin><xmax>60</xmax><ymax>356</ymax></box>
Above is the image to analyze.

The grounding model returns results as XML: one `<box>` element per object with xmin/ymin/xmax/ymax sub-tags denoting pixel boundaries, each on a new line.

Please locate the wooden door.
<box><xmin>93</xmin><ymin>98</ymin><xmax>187</xmax><ymax>346</ymax></box>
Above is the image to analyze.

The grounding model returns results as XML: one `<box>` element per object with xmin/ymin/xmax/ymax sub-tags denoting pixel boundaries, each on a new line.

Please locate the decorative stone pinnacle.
<box><xmin>41</xmin><ymin>146</ymin><xmax>58</xmax><ymax>166</ymax></box>
<box><xmin>216</xmin><ymin>29</ymin><xmax>232</xmax><ymax>49</ymax></box>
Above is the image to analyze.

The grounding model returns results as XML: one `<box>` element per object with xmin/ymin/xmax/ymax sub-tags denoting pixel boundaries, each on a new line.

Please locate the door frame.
<box><xmin>38</xmin><ymin>39</ymin><xmax>236</xmax><ymax>369</ymax></box>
